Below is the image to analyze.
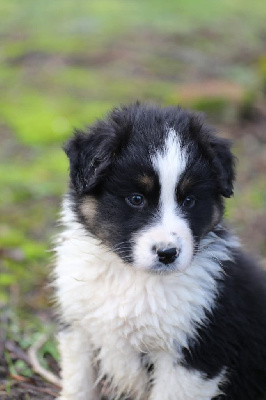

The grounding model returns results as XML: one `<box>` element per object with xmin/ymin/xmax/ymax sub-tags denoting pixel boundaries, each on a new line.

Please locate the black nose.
<box><xmin>157</xmin><ymin>247</ymin><xmax>178</xmax><ymax>265</ymax></box>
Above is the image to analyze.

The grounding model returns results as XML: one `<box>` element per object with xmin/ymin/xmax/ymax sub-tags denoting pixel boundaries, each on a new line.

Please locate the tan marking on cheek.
<box><xmin>80</xmin><ymin>196</ymin><xmax>97</xmax><ymax>223</ymax></box>
<box><xmin>138</xmin><ymin>174</ymin><xmax>154</xmax><ymax>191</ymax></box>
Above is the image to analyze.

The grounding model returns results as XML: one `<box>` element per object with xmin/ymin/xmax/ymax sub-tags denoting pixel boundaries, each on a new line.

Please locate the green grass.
<box><xmin>0</xmin><ymin>0</ymin><xmax>266</xmax><ymax>325</ymax></box>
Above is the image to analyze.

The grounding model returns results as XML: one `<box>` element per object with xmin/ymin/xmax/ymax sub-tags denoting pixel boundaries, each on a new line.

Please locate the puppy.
<box><xmin>54</xmin><ymin>103</ymin><xmax>266</xmax><ymax>400</ymax></box>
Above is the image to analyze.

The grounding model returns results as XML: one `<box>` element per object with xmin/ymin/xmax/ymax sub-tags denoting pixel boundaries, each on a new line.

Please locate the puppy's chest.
<box><xmin>78</xmin><ymin>267</ymin><xmax>207</xmax><ymax>352</ymax></box>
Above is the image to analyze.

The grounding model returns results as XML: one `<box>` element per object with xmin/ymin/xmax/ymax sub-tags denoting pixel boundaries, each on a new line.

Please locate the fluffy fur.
<box><xmin>54</xmin><ymin>103</ymin><xmax>266</xmax><ymax>400</ymax></box>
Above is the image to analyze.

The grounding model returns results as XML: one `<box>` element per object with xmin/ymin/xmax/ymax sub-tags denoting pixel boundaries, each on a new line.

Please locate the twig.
<box><xmin>10</xmin><ymin>374</ymin><xmax>30</xmax><ymax>383</ymax></box>
<box><xmin>28</xmin><ymin>334</ymin><xmax>61</xmax><ymax>388</ymax></box>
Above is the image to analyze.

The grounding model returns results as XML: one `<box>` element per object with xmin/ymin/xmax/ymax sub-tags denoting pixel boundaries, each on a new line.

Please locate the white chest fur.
<box><xmin>55</xmin><ymin>225</ymin><xmax>226</xmax><ymax>351</ymax></box>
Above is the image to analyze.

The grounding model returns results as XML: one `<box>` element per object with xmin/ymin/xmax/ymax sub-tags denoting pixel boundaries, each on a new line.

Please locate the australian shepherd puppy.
<box><xmin>54</xmin><ymin>103</ymin><xmax>266</xmax><ymax>400</ymax></box>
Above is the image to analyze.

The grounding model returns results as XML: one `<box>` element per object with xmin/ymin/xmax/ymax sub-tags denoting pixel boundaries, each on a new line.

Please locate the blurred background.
<box><xmin>0</xmin><ymin>1</ymin><xmax>266</xmax><ymax>398</ymax></box>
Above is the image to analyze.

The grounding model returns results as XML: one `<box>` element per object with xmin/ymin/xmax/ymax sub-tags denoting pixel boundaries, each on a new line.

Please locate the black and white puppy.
<box><xmin>54</xmin><ymin>103</ymin><xmax>266</xmax><ymax>400</ymax></box>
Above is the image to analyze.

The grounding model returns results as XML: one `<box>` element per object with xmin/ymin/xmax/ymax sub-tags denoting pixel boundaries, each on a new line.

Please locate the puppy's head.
<box><xmin>65</xmin><ymin>103</ymin><xmax>235</xmax><ymax>274</ymax></box>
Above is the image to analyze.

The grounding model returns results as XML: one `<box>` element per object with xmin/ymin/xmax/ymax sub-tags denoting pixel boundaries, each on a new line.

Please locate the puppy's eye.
<box><xmin>182</xmin><ymin>195</ymin><xmax>196</xmax><ymax>209</ymax></box>
<box><xmin>125</xmin><ymin>194</ymin><xmax>144</xmax><ymax>208</ymax></box>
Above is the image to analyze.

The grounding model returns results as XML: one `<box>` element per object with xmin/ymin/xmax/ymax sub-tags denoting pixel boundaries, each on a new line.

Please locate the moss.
<box><xmin>187</xmin><ymin>97</ymin><xmax>233</xmax><ymax>122</ymax></box>
<box><xmin>238</xmin><ymin>90</ymin><xmax>257</xmax><ymax>120</ymax></box>
<box><xmin>0</xmin><ymin>89</ymin><xmax>116</xmax><ymax>145</ymax></box>
<box><xmin>258</xmin><ymin>56</ymin><xmax>266</xmax><ymax>96</ymax></box>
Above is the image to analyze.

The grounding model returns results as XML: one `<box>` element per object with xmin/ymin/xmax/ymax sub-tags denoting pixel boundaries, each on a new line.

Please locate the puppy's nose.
<box><xmin>157</xmin><ymin>247</ymin><xmax>178</xmax><ymax>265</ymax></box>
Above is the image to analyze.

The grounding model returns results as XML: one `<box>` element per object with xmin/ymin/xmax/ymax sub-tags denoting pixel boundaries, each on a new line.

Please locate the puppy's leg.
<box><xmin>58</xmin><ymin>327</ymin><xmax>100</xmax><ymax>400</ymax></box>
<box><xmin>149</xmin><ymin>352</ymin><xmax>224</xmax><ymax>400</ymax></box>
<box><xmin>97</xmin><ymin>341</ymin><xmax>149</xmax><ymax>400</ymax></box>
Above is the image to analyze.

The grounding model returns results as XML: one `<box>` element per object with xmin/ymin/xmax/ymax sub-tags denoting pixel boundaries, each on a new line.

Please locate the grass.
<box><xmin>1</xmin><ymin>0</ymin><xmax>266</xmax><ymax>317</ymax></box>
<box><xmin>1</xmin><ymin>0</ymin><xmax>266</xmax><ymax>316</ymax></box>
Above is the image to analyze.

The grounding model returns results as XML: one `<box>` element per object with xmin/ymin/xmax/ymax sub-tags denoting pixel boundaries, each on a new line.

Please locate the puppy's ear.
<box><xmin>64</xmin><ymin>107</ymin><xmax>132</xmax><ymax>194</ymax></box>
<box><xmin>64</xmin><ymin>128</ymin><xmax>118</xmax><ymax>194</ymax></box>
<box><xmin>209</xmin><ymin>136</ymin><xmax>236</xmax><ymax>198</ymax></box>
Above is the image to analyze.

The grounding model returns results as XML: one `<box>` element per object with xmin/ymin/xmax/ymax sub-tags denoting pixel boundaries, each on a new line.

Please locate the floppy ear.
<box><xmin>209</xmin><ymin>136</ymin><xmax>236</xmax><ymax>198</ymax></box>
<box><xmin>64</xmin><ymin>106</ymin><xmax>133</xmax><ymax>194</ymax></box>
<box><xmin>64</xmin><ymin>128</ymin><xmax>118</xmax><ymax>194</ymax></box>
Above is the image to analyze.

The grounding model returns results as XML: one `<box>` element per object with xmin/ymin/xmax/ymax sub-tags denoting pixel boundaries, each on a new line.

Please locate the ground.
<box><xmin>0</xmin><ymin>1</ymin><xmax>266</xmax><ymax>398</ymax></box>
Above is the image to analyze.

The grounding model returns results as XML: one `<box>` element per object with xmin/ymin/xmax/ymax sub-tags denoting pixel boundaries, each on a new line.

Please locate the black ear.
<box><xmin>64</xmin><ymin>130</ymin><xmax>113</xmax><ymax>194</ymax></box>
<box><xmin>64</xmin><ymin>108</ymin><xmax>131</xmax><ymax>194</ymax></box>
<box><xmin>209</xmin><ymin>136</ymin><xmax>236</xmax><ymax>198</ymax></box>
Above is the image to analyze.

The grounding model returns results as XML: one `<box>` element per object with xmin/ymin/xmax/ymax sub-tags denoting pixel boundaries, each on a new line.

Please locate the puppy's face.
<box><xmin>65</xmin><ymin>104</ymin><xmax>235</xmax><ymax>274</ymax></box>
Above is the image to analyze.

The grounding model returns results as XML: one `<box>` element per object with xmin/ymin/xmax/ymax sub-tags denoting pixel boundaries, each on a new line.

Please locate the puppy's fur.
<box><xmin>54</xmin><ymin>103</ymin><xmax>266</xmax><ymax>400</ymax></box>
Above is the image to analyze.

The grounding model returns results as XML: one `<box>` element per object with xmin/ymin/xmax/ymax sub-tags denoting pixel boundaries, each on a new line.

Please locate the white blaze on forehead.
<box><xmin>133</xmin><ymin>128</ymin><xmax>193</xmax><ymax>273</ymax></box>
<box><xmin>152</xmin><ymin>128</ymin><xmax>187</xmax><ymax>214</ymax></box>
